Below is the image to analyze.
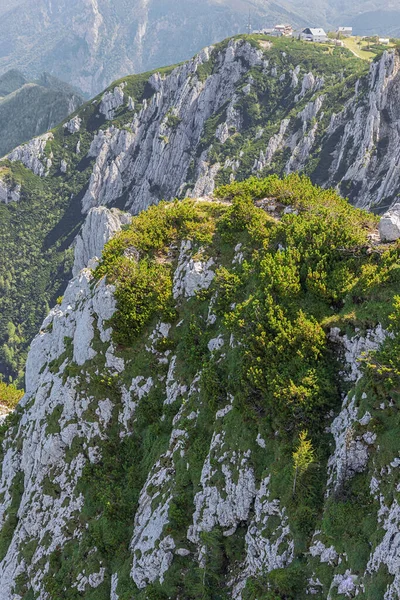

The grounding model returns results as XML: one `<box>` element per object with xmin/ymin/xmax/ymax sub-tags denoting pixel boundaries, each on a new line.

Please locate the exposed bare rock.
<box><xmin>7</xmin><ymin>132</ymin><xmax>53</xmax><ymax>177</ymax></box>
<box><xmin>379</xmin><ymin>203</ymin><xmax>400</xmax><ymax>242</ymax></box>
<box><xmin>73</xmin><ymin>206</ymin><xmax>132</xmax><ymax>276</ymax></box>
<box><xmin>99</xmin><ymin>85</ymin><xmax>125</xmax><ymax>120</ymax></box>
<box><xmin>80</xmin><ymin>40</ymin><xmax>264</xmax><ymax>214</ymax></box>
<box><xmin>64</xmin><ymin>116</ymin><xmax>82</xmax><ymax>134</ymax></box>
<box><xmin>324</xmin><ymin>51</ymin><xmax>400</xmax><ymax>209</ymax></box>
<box><xmin>253</xmin><ymin>119</ymin><xmax>290</xmax><ymax>172</ymax></box>
<box><xmin>0</xmin><ymin>178</ymin><xmax>21</xmax><ymax>204</ymax></box>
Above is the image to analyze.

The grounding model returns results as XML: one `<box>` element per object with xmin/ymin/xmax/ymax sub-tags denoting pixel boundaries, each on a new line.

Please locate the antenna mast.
<box><xmin>247</xmin><ymin>10</ymin><xmax>252</xmax><ymax>35</ymax></box>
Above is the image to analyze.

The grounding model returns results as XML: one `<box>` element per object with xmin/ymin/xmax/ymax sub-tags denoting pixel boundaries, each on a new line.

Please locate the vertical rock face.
<box><xmin>322</xmin><ymin>50</ymin><xmax>400</xmax><ymax>208</ymax></box>
<box><xmin>188</xmin><ymin>431</ymin><xmax>257</xmax><ymax>544</ymax></box>
<box><xmin>99</xmin><ymin>86</ymin><xmax>126</xmax><ymax>120</ymax></box>
<box><xmin>0</xmin><ymin>268</ymin><xmax>117</xmax><ymax>598</ymax></box>
<box><xmin>248</xmin><ymin>49</ymin><xmax>400</xmax><ymax>211</ymax></box>
<box><xmin>379</xmin><ymin>204</ymin><xmax>400</xmax><ymax>242</ymax></box>
<box><xmin>78</xmin><ymin>40</ymin><xmax>265</xmax><ymax>214</ymax></box>
<box><xmin>0</xmin><ymin>179</ymin><xmax>21</xmax><ymax>204</ymax></box>
<box><xmin>233</xmin><ymin>476</ymin><xmax>294</xmax><ymax>598</ymax></box>
<box><xmin>63</xmin><ymin>116</ymin><xmax>82</xmax><ymax>134</ymax></box>
<box><xmin>7</xmin><ymin>41</ymin><xmax>400</xmax><ymax>232</ymax></box>
<box><xmin>72</xmin><ymin>206</ymin><xmax>132</xmax><ymax>276</ymax></box>
<box><xmin>81</xmin><ymin>126</ymin><xmax>136</xmax><ymax>213</ymax></box>
<box><xmin>22</xmin><ymin>41</ymin><xmax>400</xmax><ymax>219</ymax></box>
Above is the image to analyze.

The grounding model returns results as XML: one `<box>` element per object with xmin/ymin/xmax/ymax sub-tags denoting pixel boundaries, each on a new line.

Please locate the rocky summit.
<box><xmin>0</xmin><ymin>32</ymin><xmax>400</xmax><ymax>600</ymax></box>
<box><xmin>0</xmin><ymin>174</ymin><xmax>400</xmax><ymax>599</ymax></box>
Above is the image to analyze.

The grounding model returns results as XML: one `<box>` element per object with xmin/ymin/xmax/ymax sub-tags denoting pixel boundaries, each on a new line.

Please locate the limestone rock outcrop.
<box><xmin>379</xmin><ymin>203</ymin><xmax>400</xmax><ymax>242</ymax></box>
<box><xmin>0</xmin><ymin>178</ymin><xmax>20</xmax><ymax>204</ymax></box>
<box><xmin>73</xmin><ymin>206</ymin><xmax>132</xmax><ymax>276</ymax></box>
<box><xmin>7</xmin><ymin>133</ymin><xmax>54</xmax><ymax>177</ymax></box>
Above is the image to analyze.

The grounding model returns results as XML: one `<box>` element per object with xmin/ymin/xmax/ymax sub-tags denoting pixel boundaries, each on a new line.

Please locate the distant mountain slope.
<box><xmin>0</xmin><ymin>71</ymin><xmax>83</xmax><ymax>157</ymax></box>
<box><xmin>279</xmin><ymin>0</ymin><xmax>400</xmax><ymax>29</ymax></box>
<box><xmin>0</xmin><ymin>69</ymin><xmax>27</xmax><ymax>97</ymax></box>
<box><xmin>0</xmin><ymin>0</ymin><xmax>396</xmax><ymax>97</ymax></box>
<box><xmin>0</xmin><ymin>0</ymin><xmax>295</xmax><ymax>95</ymax></box>
<box><xmin>349</xmin><ymin>9</ymin><xmax>400</xmax><ymax>37</ymax></box>
<box><xmin>0</xmin><ymin>0</ymin><xmax>22</xmax><ymax>16</ymax></box>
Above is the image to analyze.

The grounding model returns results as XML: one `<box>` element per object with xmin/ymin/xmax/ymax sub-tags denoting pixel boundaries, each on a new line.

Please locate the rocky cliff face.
<box><xmin>0</xmin><ymin>175</ymin><xmax>399</xmax><ymax>599</ymax></box>
<box><xmin>8</xmin><ymin>39</ymin><xmax>400</xmax><ymax>215</ymax></box>
<box><xmin>310</xmin><ymin>50</ymin><xmax>400</xmax><ymax>210</ymax></box>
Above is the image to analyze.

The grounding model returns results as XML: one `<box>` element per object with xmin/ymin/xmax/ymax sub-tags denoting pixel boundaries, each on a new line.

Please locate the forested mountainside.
<box><xmin>0</xmin><ymin>174</ymin><xmax>399</xmax><ymax>599</ymax></box>
<box><xmin>0</xmin><ymin>70</ymin><xmax>83</xmax><ymax>157</ymax></box>
<box><xmin>0</xmin><ymin>0</ymin><xmax>397</xmax><ymax>97</ymax></box>
<box><xmin>1</xmin><ymin>35</ymin><xmax>400</xmax><ymax>382</ymax></box>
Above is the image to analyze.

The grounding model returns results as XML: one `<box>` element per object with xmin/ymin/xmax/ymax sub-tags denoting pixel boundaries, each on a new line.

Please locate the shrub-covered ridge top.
<box><xmin>1</xmin><ymin>176</ymin><xmax>400</xmax><ymax>598</ymax></box>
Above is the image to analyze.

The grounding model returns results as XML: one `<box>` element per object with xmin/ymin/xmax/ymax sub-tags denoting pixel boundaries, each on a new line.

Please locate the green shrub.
<box><xmin>111</xmin><ymin>259</ymin><xmax>173</xmax><ymax>346</ymax></box>
<box><xmin>0</xmin><ymin>380</ymin><xmax>24</xmax><ymax>409</ymax></box>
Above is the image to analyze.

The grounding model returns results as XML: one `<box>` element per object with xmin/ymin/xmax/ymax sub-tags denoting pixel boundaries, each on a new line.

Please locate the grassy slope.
<box><xmin>341</xmin><ymin>36</ymin><xmax>395</xmax><ymax>61</ymax></box>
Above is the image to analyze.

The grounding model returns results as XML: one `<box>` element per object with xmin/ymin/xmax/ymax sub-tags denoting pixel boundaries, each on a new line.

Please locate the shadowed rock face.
<box><xmin>318</xmin><ymin>51</ymin><xmax>400</xmax><ymax>211</ymax></box>
<box><xmin>72</xmin><ymin>206</ymin><xmax>132</xmax><ymax>276</ymax></box>
<box><xmin>14</xmin><ymin>43</ymin><xmax>397</xmax><ymax>217</ymax></box>
<box><xmin>78</xmin><ymin>41</ymin><xmax>268</xmax><ymax>215</ymax></box>
<box><xmin>379</xmin><ymin>204</ymin><xmax>400</xmax><ymax>242</ymax></box>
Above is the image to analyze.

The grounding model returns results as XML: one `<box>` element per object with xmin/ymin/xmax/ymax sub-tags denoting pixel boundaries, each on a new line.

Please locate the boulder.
<box><xmin>379</xmin><ymin>204</ymin><xmax>400</xmax><ymax>242</ymax></box>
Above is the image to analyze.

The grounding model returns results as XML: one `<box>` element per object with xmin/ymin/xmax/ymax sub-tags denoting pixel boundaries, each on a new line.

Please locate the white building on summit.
<box><xmin>337</xmin><ymin>26</ymin><xmax>353</xmax><ymax>37</ymax></box>
<box><xmin>274</xmin><ymin>24</ymin><xmax>293</xmax><ymax>36</ymax></box>
<box><xmin>300</xmin><ymin>28</ymin><xmax>328</xmax><ymax>43</ymax></box>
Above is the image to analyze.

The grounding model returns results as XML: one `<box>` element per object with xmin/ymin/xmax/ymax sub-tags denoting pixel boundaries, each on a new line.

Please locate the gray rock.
<box><xmin>63</xmin><ymin>116</ymin><xmax>82</xmax><ymax>134</ymax></box>
<box><xmin>99</xmin><ymin>86</ymin><xmax>125</xmax><ymax>120</ymax></box>
<box><xmin>8</xmin><ymin>132</ymin><xmax>53</xmax><ymax>177</ymax></box>
<box><xmin>379</xmin><ymin>204</ymin><xmax>400</xmax><ymax>242</ymax></box>
<box><xmin>79</xmin><ymin>40</ymin><xmax>267</xmax><ymax>215</ymax></box>
<box><xmin>0</xmin><ymin>179</ymin><xmax>21</xmax><ymax>204</ymax></box>
<box><xmin>73</xmin><ymin>206</ymin><xmax>132</xmax><ymax>276</ymax></box>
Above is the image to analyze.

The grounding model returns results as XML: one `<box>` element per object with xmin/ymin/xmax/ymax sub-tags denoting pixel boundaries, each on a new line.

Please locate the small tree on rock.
<box><xmin>293</xmin><ymin>430</ymin><xmax>315</xmax><ymax>496</ymax></box>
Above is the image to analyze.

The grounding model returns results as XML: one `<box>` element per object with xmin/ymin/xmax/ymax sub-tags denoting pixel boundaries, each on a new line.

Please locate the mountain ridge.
<box><xmin>0</xmin><ymin>0</ymin><xmax>397</xmax><ymax>96</ymax></box>
<box><xmin>0</xmin><ymin>70</ymin><xmax>83</xmax><ymax>157</ymax></box>
<box><xmin>1</xmin><ymin>34</ymin><xmax>400</xmax><ymax>382</ymax></box>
